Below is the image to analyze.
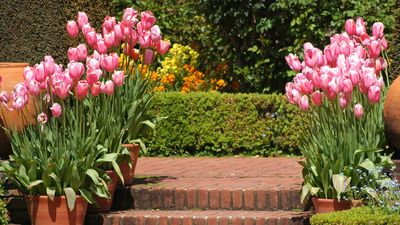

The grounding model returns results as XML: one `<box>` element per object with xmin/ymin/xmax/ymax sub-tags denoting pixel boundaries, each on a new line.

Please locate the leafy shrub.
<box><xmin>145</xmin><ymin>92</ymin><xmax>308</xmax><ymax>156</ymax></box>
<box><xmin>310</xmin><ymin>206</ymin><xmax>400</xmax><ymax>225</ymax></box>
<box><xmin>0</xmin><ymin>187</ymin><xmax>8</xmax><ymax>225</ymax></box>
<box><xmin>0</xmin><ymin>0</ymin><xmax>113</xmax><ymax>64</ymax></box>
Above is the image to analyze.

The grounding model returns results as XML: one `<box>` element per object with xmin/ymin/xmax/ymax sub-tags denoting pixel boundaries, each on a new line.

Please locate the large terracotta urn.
<box><xmin>384</xmin><ymin>77</ymin><xmax>400</xmax><ymax>151</ymax></box>
<box><xmin>0</xmin><ymin>62</ymin><xmax>35</xmax><ymax>158</ymax></box>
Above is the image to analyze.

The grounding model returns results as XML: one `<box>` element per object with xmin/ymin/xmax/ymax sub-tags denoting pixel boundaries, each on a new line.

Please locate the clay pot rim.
<box><xmin>0</xmin><ymin>62</ymin><xmax>29</xmax><ymax>68</ymax></box>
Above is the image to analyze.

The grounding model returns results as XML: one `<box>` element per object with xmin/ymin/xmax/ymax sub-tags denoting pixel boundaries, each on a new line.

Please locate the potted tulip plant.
<box><xmin>285</xmin><ymin>18</ymin><xmax>394</xmax><ymax>213</ymax></box>
<box><xmin>65</xmin><ymin>8</ymin><xmax>170</xmax><ymax>188</ymax></box>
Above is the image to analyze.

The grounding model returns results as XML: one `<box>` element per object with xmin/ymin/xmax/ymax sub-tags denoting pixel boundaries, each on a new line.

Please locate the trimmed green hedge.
<box><xmin>145</xmin><ymin>92</ymin><xmax>308</xmax><ymax>156</ymax></box>
<box><xmin>0</xmin><ymin>0</ymin><xmax>113</xmax><ymax>65</ymax></box>
<box><xmin>310</xmin><ymin>206</ymin><xmax>400</xmax><ymax>225</ymax></box>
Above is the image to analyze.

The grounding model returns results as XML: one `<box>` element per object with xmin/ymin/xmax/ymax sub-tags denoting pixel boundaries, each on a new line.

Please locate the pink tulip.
<box><xmin>12</xmin><ymin>95</ymin><xmax>26</xmax><ymax>110</ymax></box>
<box><xmin>150</xmin><ymin>25</ymin><xmax>161</xmax><ymax>43</ymax></box>
<box><xmin>100</xmin><ymin>53</ymin><xmax>119</xmax><ymax>72</ymax></box>
<box><xmin>66</xmin><ymin>20</ymin><xmax>79</xmax><ymax>38</ymax></box>
<box><xmin>43</xmin><ymin>56</ymin><xmax>56</xmax><ymax>77</ymax></box>
<box><xmin>53</xmin><ymin>82</ymin><xmax>71</xmax><ymax>99</ymax></box>
<box><xmin>34</xmin><ymin>63</ymin><xmax>46</xmax><ymax>83</ymax></box>
<box><xmin>0</xmin><ymin>91</ymin><xmax>9</xmax><ymax>106</ymax></box>
<box><xmin>90</xmin><ymin>81</ymin><xmax>101</xmax><ymax>97</ymax></box>
<box><xmin>324</xmin><ymin>45</ymin><xmax>338</xmax><ymax>66</ymax></box>
<box><xmin>130</xmin><ymin>30</ymin><xmax>139</xmax><ymax>47</ymax></box>
<box><xmin>367</xmin><ymin>40</ymin><xmax>381</xmax><ymax>58</ymax></box>
<box><xmin>354</xmin><ymin>103</ymin><xmax>364</xmax><ymax>119</ymax></box>
<box><xmin>291</xmin><ymin>89</ymin><xmax>301</xmax><ymax>104</ymax></box>
<box><xmin>96</xmin><ymin>39</ymin><xmax>108</xmax><ymax>54</ymax></box>
<box><xmin>355</xmin><ymin>17</ymin><xmax>366</xmax><ymax>36</ymax></box>
<box><xmin>360</xmin><ymin>32</ymin><xmax>371</xmax><ymax>46</ymax></box>
<box><xmin>139</xmin><ymin>31</ymin><xmax>151</xmax><ymax>49</ymax></box>
<box><xmin>120</xmin><ymin>20</ymin><xmax>133</xmax><ymax>40</ymax></box>
<box><xmin>103</xmin><ymin>16</ymin><xmax>117</xmax><ymax>33</ymax></box>
<box><xmin>299</xmin><ymin>95</ymin><xmax>309</xmax><ymax>111</ymax></box>
<box><xmin>328</xmin><ymin>77</ymin><xmax>342</xmax><ymax>94</ymax></box>
<box><xmin>113</xmin><ymin>24</ymin><xmax>123</xmax><ymax>46</ymax></box>
<box><xmin>123</xmin><ymin>7</ymin><xmax>138</xmax><ymax>24</ymax></box>
<box><xmin>68</xmin><ymin>47</ymin><xmax>79</xmax><ymax>62</ymax></box>
<box><xmin>285</xmin><ymin>53</ymin><xmax>303</xmax><ymax>72</ymax></box>
<box><xmin>144</xmin><ymin>49</ymin><xmax>154</xmax><ymax>65</ymax></box>
<box><xmin>86</xmin><ymin>57</ymin><xmax>100</xmax><ymax>70</ymax></box>
<box><xmin>50</xmin><ymin>103</ymin><xmax>62</xmax><ymax>118</ymax></box>
<box><xmin>342</xmin><ymin>79</ymin><xmax>353</xmax><ymax>94</ymax></box>
<box><xmin>375</xmin><ymin>77</ymin><xmax>384</xmax><ymax>89</ymax></box>
<box><xmin>156</xmin><ymin>40</ymin><xmax>170</xmax><ymax>55</ymax></box>
<box><xmin>86</xmin><ymin>30</ymin><xmax>97</xmax><ymax>47</ymax></box>
<box><xmin>112</xmin><ymin>71</ymin><xmax>124</xmax><ymax>87</ymax></box>
<box><xmin>37</xmin><ymin>112</ymin><xmax>48</xmax><ymax>124</ymax></box>
<box><xmin>24</xmin><ymin>67</ymin><xmax>35</xmax><ymax>81</ymax></box>
<box><xmin>368</xmin><ymin>85</ymin><xmax>381</xmax><ymax>104</ymax></box>
<box><xmin>76</xmin><ymin>80</ymin><xmax>89</xmax><ymax>100</ymax></box>
<box><xmin>86</xmin><ymin>69</ymin><xmax>102</xmax><ymax>84</ymax></box>
<box><xmin>354</xmin><ymin>46</ymin><xmax>367</xmax><ymax>59</ymax></box>
<box><xmin>344</xmin><ymin>19</ymin><xmax>356</xmax><ymax>36</ymax></box>
<box><xmin>320</xmin><ymin>74</ymin><xmax>330</xmax><ymax>91</ymax></box>
<box><xmin>339</xmin><ymin>94</ymin><xmax>349</xmax><ymax>108</ymax></box>
<box><xmin>76</xmin><ymin>44</ymin><xmax>88</xmax><ymax>61</ymax></box>
<box><xmin>375</xmin><ymin>57</ymin><xmax>386</xmax><ymax>73</ymax></box>
<box><xmin>303</xmin><ymin>42</ymin><xmax>314</xmax><ymax>52</ymax></box>
<box><xmin>68</xmin><ymin>62</ymin><xmax>85</xmax><ymax>81</ymax></box>
<box><xmin>140</xmin><ymin>11</ymin><xmax>156</xmax><ymax>30</ymax></box>
<box><xmin>339</xmin><ymin>41</ymin><xmax>351</xmax><ymax>56</ymax></box>
<box><xmin>101</xmin><ymin>80</ymin><xmax>114</xmax><ymax>96</ymax></box>
<box><xmin>362</xmin><ymin>67</ymin><xmax>376</xmax><ymax>89</ymax></box>
<box><xmin>77</xmin><ymin>12</ymin><xmax>88</xmax><ymax>29</ymax></box>
<box><xmin>28</xmin><ymin>80</ymin><xmax>40</xmax><ymax>96</ymax></box>
<box><xmin>82</xmin><ymin>23</ymin><xmax>92</xmax><ymax>36</ymax></box>
<box><xmin>311</xmin><ymin>71</ymin><xmax>322</xmax><ymax>89</ymax></box>
<box><xmin>372</xmin><ymin>22</ymin><xmax>384</xmax><ymax>39</ymax></box>
<box><xmin>104</xmin><ymin>32</ymin><xmax>115</xmax><ymax>48</ymax></box>
<box><xmin>311</xmin><ymin>91</ymin><xmax>323</xmax><ymax>106</ymax></box>
<box><xmin>304</xmin><ymin>48</ymin><xmax>323</xmax><ymax>68</ymax></box>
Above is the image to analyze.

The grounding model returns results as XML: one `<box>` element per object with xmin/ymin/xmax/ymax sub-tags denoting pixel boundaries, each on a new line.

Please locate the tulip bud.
<box><xmin>354</xmin><ymin>103</ymin><xmax>364</xmax><ymax>119</ymax></box>
<box><xmin>50</xmin><ymin>103</ymin><xmax>62</xmax><ymax>118</ymax></box>
<box><xmin>34</xmin><ymin>63</ymin><xmax>46</xmax><ymax>83</ymax></box>
<box><xmin>76</xmin><ymin>44</ymin><xmax>88</xmax><ymax>61</ymax></box>
<box><xmin>28</xmin><ymin>80</ymin><xmax>40</xmax><ymax>96</ymax></box>
<box><xmin>82</xmin><ymin>23</ymin><xmax>92</xmax><ymax>36</ymax></box>
<box><xmin>299</xmin><ymin>95</ymin><xmax>310</xmax><ymax>111</ymax></box>
<box><xmin>368</xmin><ymin>85</ymin><xmax>381</xmax><ymax>104</ymax></box>
<box><xmin>90</xmin><ymin>82</ymin><xmax>101</xmax><ymax>97</ymax></box>
<box><xmin>140</xmin><ymin>11</ymin><xmax>156</xmax><ymax>30</ymax></box>
<box><xmin>66</xmin><ymin>20</ymin><xmax>79</xmax><ymax>38</ymax></box>
<box><xmin>68</xmin><ymin>62</ymin><xmax>85</xmax><ymax>81</ymax></box>
<box><xmin>372</xmin><ymin>22</ymin><xmax>384</xmax><ymax>39</ymax></box>
<box><xmin>144</xmin><ymin>49</ymin><xmax>154</xmax><ymax>65</ymax></box>
<box><xmin>68</xmin><ymin>47</ymin><xmax>79</xmax><ymax>62</ymax></box>
<box><xmin>101</xmin><ymin>80</ymin><xmax>114</xmax><ymax>95</ymax></box>
<box><xmin>344</xmin><ymin>19</ymin><xmax>356</xmax><ymax>36</ymax></box>
<box><xmin>156</xmin><ymin>40</ymin><xmax>170</xmax><ymax>55</ymax></box>
<box><xmin>355</xmin><ymin>17</ymin><xmax>366</xmax><ymax>36</ymax></box>
<box><xmin>86</xmin><ymin>30</ymin><xmax>97</xmax><ymax>47</ymax></box>
<box><xmin>367</xmin><ymin>40</ymin><xmax>381</xmax><ymax>58</ymax></box>
<box><xmin>76</xmin><ymin>80</ymin><xmax>89</xmax><ymax>100</ymax></box>
<box><xmin>112</xmin><ymin>71</ymin><xmax>124</xmax><ymax>87</ymax></box>
<box><xmin>311</xmin><ymin>91</ymin><xmax>323</xmax><ymax>106</ymax></box>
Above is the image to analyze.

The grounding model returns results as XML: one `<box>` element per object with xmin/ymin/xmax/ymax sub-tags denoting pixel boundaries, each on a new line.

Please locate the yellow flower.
<box><xmin>217</xmin><ymin>79</ymin><xmax>226</xmax><ymax>87</ymax></box>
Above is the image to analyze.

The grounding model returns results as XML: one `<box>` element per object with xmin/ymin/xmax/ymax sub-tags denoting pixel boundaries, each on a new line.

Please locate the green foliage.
<box><xmin>310</xmin><ymin>206</ymin><xmax>400</xmax><ymax>225</ymax></box>
<box><xmin>145</xmin><ymin>92</ymin><xmax>307</xmax><ymax>156</ymax></box>
<box><xmin>112</xmin><ymin>0</ymin><xmax>395</xmax><ymax>92</ymax></box>
<box><xmin>0</xmin><ymin>187</ymin><xmax>8</xmax><ymax>225</ymax></box>
<box><xmin>388</xmin><ymin>1</ymin><xmax>400</xmax><ymax>81</ymax></box>
<box><xmin>0</xmin><ymin>0</ymin><xmax>113</xmax><ymax>65</ymax></box>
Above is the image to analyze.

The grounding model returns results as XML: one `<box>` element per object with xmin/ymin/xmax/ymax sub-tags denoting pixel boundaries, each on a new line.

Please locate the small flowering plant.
<box><xmin>285</xmin><ymin>18</ymin><xmax>394</xmax><ymax>202</ymax></box>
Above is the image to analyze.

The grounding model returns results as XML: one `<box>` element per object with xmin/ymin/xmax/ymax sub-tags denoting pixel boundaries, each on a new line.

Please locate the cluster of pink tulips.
<box><xmin>1</xmin><ymin>8</ymin><xmax>170</xmax><ymax>124</ymax></box>
<box><xmin>285</xmin><ymin>18</ymin><xmax>388</xmax><ymax>118</ymax></box>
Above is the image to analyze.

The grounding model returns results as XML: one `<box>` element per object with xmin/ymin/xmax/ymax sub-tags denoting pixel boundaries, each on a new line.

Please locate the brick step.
<box><xmin>85</xmin><ymin>209</ymin><xmax>312</xmax><ymax>225</ymax></box>
<box><xmin>128</xmin><ymin>184</ymin><xmax>302</xmax><ymax>211</ymax></box>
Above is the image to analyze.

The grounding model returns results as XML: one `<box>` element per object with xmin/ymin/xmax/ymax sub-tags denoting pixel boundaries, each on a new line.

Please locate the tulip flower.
<box><xmin>368</xmin><ymin>85</ymin><xmax>381</xmax><ymax>104</ymax></box>
<box><xmin>372</xmin><ymin>22</ymin><xmax>384</xmax><ymax>39</ymax></box>
<box><xmin>100</xmin><ymin>53</ymin><xmax>119</xmax><ymax>72</ymax></box>
<box><xmin>34</xmin><ymin>63</ymin><xmax>46</xmax><ymax>83</ymax></box>
<box><xmin>344</xmin><ymin>19</ymin><xmax>356</xmax><ymax>36</ymax></box>
<box><xmin>12</xmin><ymin>95</ymin><xmax>26</xmax><ymax>110</ymax></box>
<box><xmin>339</xmin><ymin>94</ymin><xmax>349</xmax><ymax>108</ymax></box>
<box><xmin>285</xmin><ymin>53</ymin><xmax>302</xmax><ymax>72</ymax></box>
<box><xmin>76</xmin><ymin>80</ymin><xmax>89</xmax><ymax>100</ymax></box>
<box><xmin>53</xmin><ymin>82</ymin><xmax>71</xmax><ymax>99</ymax></box>
<box><xmin>101</xmin><ymin>80</ymin><xmax>114</xmax><ymax>96</ymax></box>
<box><xmin>140</xmin><ymin>11</ymin><xmax>156</xmax><ymax>30</ymax></box>
<box><xmin>144</xmin><ymin>49</ymin><xmax>154</xmax><ymax>65</ymax></box>
<box><xmin>380</xmin><ymin>37</ymin><xmax>388</xmax><ymax>51</ymax></box>
<box><xmin>37</xmin><ymin>112</ymin><xmax>48</xmax><ymax>124</ymax></box>
<box><xmin>103</xmin><ymin>16</ymin><xmax>116</xmax><ymax>33</ymax></box>
<box><xmin>68</xmin><ymin>62</ymin><xmax>85</xmax><ymax>81</ymax></box>
<box><xmin>299</xmin><ymin>95</ymin><xmax>310</xmax><ymax>111</ymax></box>
<box><xmin>82</xmin><ymin>23</ymin><xmax>92</xmax><ymax>36</ymax></box>
<box><xmin>122</xmin><ymin>7</ymin><xmax>138</xmax><ymax>24</ymax></box>
<box><xmin>44</xmin><ymin>56</ymin><xmax>56</xmax><ymax>76</ymax></box>
<box><xmin>90</xmin><ymin>81</ymin><xmax>101</xmax><ymax>97</ymax></box>
<box><xmin>112</xmin><ymin>71</ymin><xmax>124</xmax><ymax>87</ymax></box>
<box><xmin>367</xmin><ymin>40</ymin><xmax>381</xmax><ymax>58</ymax></box>
<box><xmin>156</xmin><ymin>40</ymin><xmax>170</xmax><ymax>55</ymax></box>
<box><xmin>311</xmin><ymin>91</ymin><xmax>323</xmax><ymax>106</ymax></box>
<box><xmin>28</xmin><ymin>80</ymin><xmax>40</xmax><ymax>96</ymax></box>
<box><xmin>96</xmin><ymin>39</ymin><xmax>108</xmax><ymax>54</ymax></box>
<box><xmin>68</xmin><ymin>47</ymin><xmax>79</xmax><ymax>62</ymax></box>
<box><xmin>86</xmin><ymin>57</ymin><xmax>100</xmax><ymax>70</ymax></box>
<box><xmin>104</xmin><ymin>32</ymin><xmax>115</xmax><ymax>48</ymax></box>
<box><xmin>86</xmin><ymin>30</ymin><xmax>97</xmax><ymax>47</ymax></box>
<box><xmin>355</xmin><ymin>17</ymin><xmax>366</xmax><ymax>36</ymax></box>
<box><xmin>66</xmin><ymin>20</ymin><xmax>79</xmax><ymax>38</ymax></box>
<box><xmin>354</xmin><ymin>103</ymin><xmax>364</xmax><ymax>119</ymax></box>
<box><xmin>50</xmin><ymin>103</ymin><xmax>62</xmax><ymax>118</ymax></box>
<box><xmin>139</xmin><ymin>31</ymin><xmax>151</xmax><ymax>49</ymax></box>
<box><xmin>150</xmin><ymin>25</ymin><xmax>161</xmax><ymax>43</ymax></box>
<box><xmin>0</xmin><ymin>91</ymin><xmax>9</xmax><ymax>107</ymax></box>
<box><xmin>76</xmin><ymin>44</ymin><xmax>88</xmax><ymax>61</ymax></box>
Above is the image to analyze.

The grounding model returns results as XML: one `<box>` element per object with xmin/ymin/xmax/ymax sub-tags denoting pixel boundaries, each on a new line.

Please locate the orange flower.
<box><xmin>150</xmin><ymin>72</ymin><xmax>158</xmax><ymax>81</ymax></box>
<box><xmin>217</xmin><ymin>79</ymin><xmax>226</xmax><ymax>87</ymax></box>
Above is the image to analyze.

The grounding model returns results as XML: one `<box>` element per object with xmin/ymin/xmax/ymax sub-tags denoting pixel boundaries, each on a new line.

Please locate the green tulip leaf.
<box><xmin>85</xmin><ymin>169</ymin><xmax>102</xmax><ymax>186</ymax></box>
<box><xmin>79</xmin><ymin>188</ymin><xmax>94</xmax><ymax>204</ymax></box>
<box><xmin>332</xmin><ymin>174</ymin><xmax>351</xmax><ymax>200</ymax></box>
<box><xmin>28</xmin><ymin>180</ymin><xmax>44</xmax><ymax>189</ymax></box>
<box><xmin>64</xmin><ymin>187</ymin><xmax>76</xmax><ymax>211</ymax></box>
<box><xmin>47</xmin><ymin>187</ymin><xmax>56</xmax><ymax>201</ymax></box>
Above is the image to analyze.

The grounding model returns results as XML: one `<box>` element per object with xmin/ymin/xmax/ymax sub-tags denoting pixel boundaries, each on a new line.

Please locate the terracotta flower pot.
<box><xmin>87</xmin><ymin>170</ymin><xmax>118</xmax><ymax>213</ymax></box>
<box><xmin>312</xmin><ymin>197</ymin><xmax>360</xmax><ymax>213</ymax></box>
<box><xmin>0</xmin><ymin>62</ymin><xmax>36</xmax><ymax>159</ymax></box>
<box><xmin>25</xmin><ymin>195</ymin><xmax>87</xmax><ymax>225</ymax></box>
<box><xmin>118</xmin><ymin>143</ymin><xmax>140</xmax><ymax>186</ymax></box>
<box><xmin>384</xmin><ymin>76</ymin><xmax>400</xmax><ymax>151</ymax></box>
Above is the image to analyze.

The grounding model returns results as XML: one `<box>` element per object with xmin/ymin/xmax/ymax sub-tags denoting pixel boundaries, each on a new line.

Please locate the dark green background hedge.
<box><xmin>0</xmin><ymin>1</ymin><xmax>113</xmax><ymax>65</ymax></box>
<box><xmin>145</xmin><ymin>92</ymin><xmax>307</xmax><ymax>156</ymax></box>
